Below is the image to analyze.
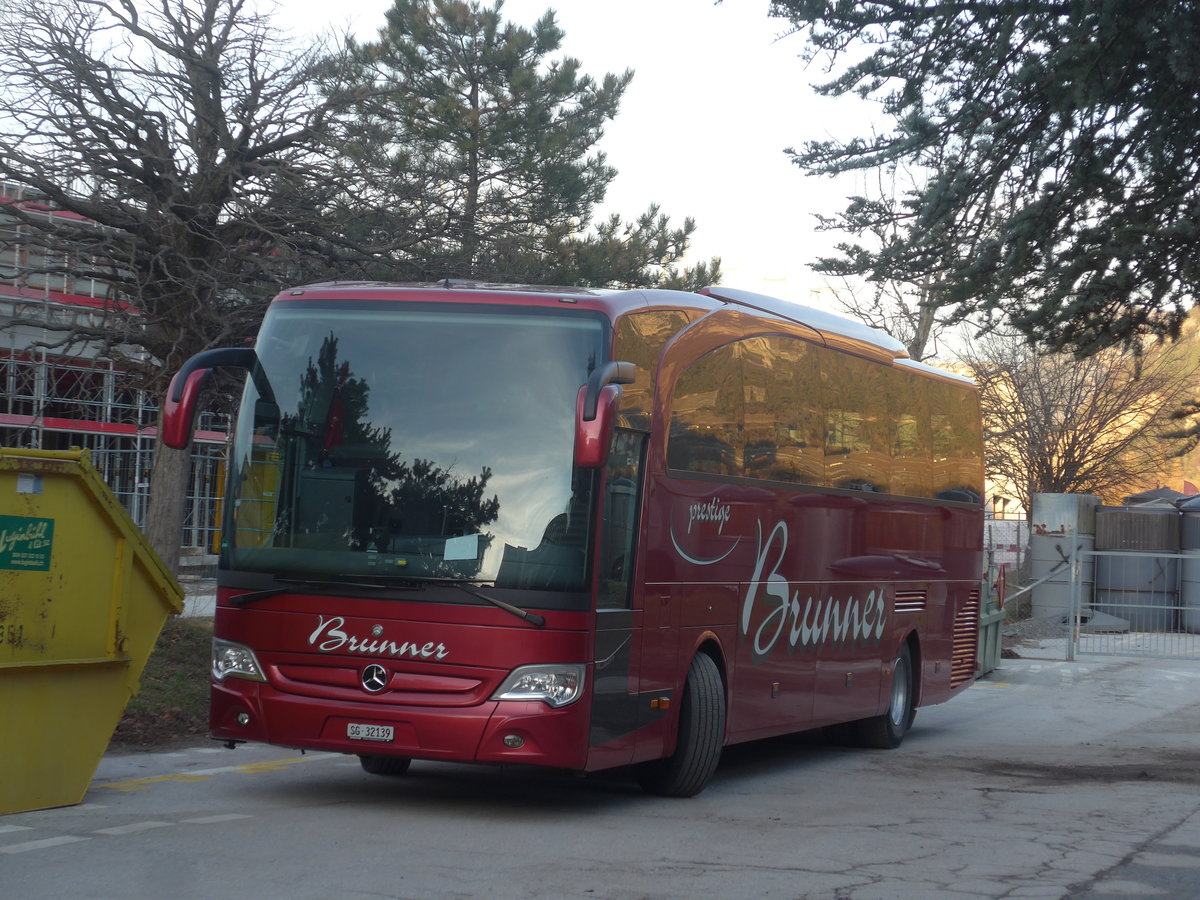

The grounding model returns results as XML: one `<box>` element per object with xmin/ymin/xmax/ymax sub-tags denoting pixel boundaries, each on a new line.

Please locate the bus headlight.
<box><xmin>491</xmin><ymin>664</ymin><xmax>586</xmax><ymax>708</ymax></box>
<box><xmin>212</xmin><ymin>637</ymin><xmax>266</xmax><ymax>682</ymax></box>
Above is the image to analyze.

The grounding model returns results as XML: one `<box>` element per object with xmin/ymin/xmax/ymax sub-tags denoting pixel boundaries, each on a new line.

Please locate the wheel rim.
<box><xmin>888</xmin><ymin>655</ymin><xmax>910</xmax><ymax>727</ymax></box>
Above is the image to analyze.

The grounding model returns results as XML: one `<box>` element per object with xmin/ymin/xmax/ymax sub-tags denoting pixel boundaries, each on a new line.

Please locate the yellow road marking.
<box><xmin>98</xmin><ymin>753</ymin><xmax>337</xmax><ymax>792</ymax></box>
<box><xmin>100</xmin><ymin>773</ymin><xmax>214</xmax><ymax>792</ymax></box>
<box><xmin>229</xmin><ymin>758</ymin><xmax>325</xmax><ymax>775</ymax></box>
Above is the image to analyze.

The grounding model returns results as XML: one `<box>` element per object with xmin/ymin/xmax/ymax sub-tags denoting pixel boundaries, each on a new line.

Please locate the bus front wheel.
<box><xmin>637</xmin><ymin>653</ymin><xmax>725</xmax><ymax>797</ymax></box>
<box><xmin>857</xmin><ymin>643</ymin><xmax>915</xmax><ymax>749</ymax></box>
<box><xmin>359</xmin><ymin>754</ymin><xmax>412</xmax><ymax>776</ymax></box>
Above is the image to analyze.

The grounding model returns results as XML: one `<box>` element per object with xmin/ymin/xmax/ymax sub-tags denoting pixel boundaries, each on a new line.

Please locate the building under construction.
<box><xmin>1</xmin><ymin>181</ymin><xmax>224</xmax><ymax>559</ymax></box>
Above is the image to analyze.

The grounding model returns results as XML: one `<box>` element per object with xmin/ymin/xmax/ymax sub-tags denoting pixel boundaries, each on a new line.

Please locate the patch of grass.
<box><xmin>111</xmin><ymin>616</ymin><xmax>213</xmax><ymax>749</ymax></box>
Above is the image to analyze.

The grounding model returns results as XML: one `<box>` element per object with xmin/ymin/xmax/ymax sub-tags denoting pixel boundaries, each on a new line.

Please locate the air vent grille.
<box><xmin>894</xmin><ymin>590</ymin><xmax>927</xmax><ymax>614</ymax></box>
<box><xmin>950</xmin><ymin>590</ymin><xmax>981</xmax><ymax>688</ymax></box>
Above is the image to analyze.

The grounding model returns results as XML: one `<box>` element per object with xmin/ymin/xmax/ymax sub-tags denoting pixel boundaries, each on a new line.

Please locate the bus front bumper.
<box><xmin>210</xmin><ymin>679</ymin><xmax>592</xmax><ymax>770</ymax></box>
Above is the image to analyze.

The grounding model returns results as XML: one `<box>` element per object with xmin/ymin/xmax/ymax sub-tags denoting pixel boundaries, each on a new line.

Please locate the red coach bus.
<box><xmin>164</xmin><ymin>282</ymin><xmax>983</xmax><ymax>797</ymax></box>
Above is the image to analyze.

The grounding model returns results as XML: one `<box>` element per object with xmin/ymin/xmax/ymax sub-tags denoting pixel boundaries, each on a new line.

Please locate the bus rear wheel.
<box><xmin>637</xmin><ymin>653</ymin><xmax>725</xmax><ymax>797</ymax></box>
<box><xmin>857</xmin><ymin>643</ymin><xmax>915</xmax><ymax>749</ymax></box>
<box><xmin>359</xmin><ymin>754</ymin><xmax>412</xmax><ymax>776</ymax></box>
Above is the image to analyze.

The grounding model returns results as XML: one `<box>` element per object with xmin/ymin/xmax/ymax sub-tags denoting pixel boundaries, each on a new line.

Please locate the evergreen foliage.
<box><xmin>286</xmin><ymin>335</ymin><xmax>499</xmax><ymax>549</ymax></box>
<box><xmin>0</xmin><ymin>0</ymin><xmax>723</xmax><ymax>566</ymax></box>
<box><xmin>335</xmin><ymin>0</ymin><xmax>719</xmax><ymax>287</ymax></box>
<box><xmin>773</xmin><ymin>0</ymin><xmax>1200</xmax><ymax>354</ymax></box>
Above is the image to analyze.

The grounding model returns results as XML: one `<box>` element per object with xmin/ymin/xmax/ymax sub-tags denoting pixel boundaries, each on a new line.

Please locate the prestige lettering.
<box><xmin>308</xmin><ymin>615</ymin><xmax>450</xmax><ymax>660</ymax></box>
<box><xmin>688</xmin><ymin>498</ymin><xmax>731</xmax><ymax>534</ymax></box>
<box><xmin>743</xmin><ymin>520</ymin><xmax>887</xmax><ymax>658</ymax></box>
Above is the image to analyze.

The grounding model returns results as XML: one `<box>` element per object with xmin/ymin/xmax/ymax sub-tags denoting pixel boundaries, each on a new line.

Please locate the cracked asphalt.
<box><xmin>2</xmin><ymin>653</ymin><xmax>1198</xmax><ymax>899</ymax></box>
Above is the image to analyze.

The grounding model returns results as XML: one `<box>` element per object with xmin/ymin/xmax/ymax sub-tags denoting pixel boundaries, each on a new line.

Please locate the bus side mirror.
<box><xmin>162</xmin><ymin>367</ymin><xmax>210</xmax><ymax>449</ymax></box>
<box><xmin>575</xmin><ymin>383</ymin><xmax>620</xmax><ymax>468</ymax></box>
<box><xmin>161</xmin><ymin>347</ymin><xmax>262</xmax><ymax>449</ymax></box>
<box><xmin>574</xmin><ymin>361</ymin><xmax>636</xmax><ymax>469</ymax></box>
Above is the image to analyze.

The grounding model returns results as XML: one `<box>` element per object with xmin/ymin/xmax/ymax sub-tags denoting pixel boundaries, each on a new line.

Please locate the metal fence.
<box><xmin>1</xmin><ymin>351</ymin><xmax>228</xmax><ymax>553</ymax></box>
<box><xmin>985</xmin><ymin>517</ymin><xmax>1028</xmax><ymax>574</ymax></box>
<box><xmin>2</xmin><ymin>427</ymin><xmax>226</xmax><ymax>554</ymax></box>
<box><xmin>1067</xmin><ymin>548</ymin><xmax>1200</xmax><ymax>661</ymax></box>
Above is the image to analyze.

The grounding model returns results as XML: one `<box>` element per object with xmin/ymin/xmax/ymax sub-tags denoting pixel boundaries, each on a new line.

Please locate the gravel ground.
<box><xmin>1002</xmin><ymin>614</ymin><xmax>1072</xmax><ymax>647</ymax></box>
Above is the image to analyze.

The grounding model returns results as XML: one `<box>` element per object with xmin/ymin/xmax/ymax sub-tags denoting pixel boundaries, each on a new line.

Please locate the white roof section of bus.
<box><xmin>700</xmin><ymin>285</ymin><xmax>909</xmax><ymax>360</ymax></box>
<box><xmin>895</xmin><ymin>357</ymin><xmax>977</xmax><ymax>386</ymax></box>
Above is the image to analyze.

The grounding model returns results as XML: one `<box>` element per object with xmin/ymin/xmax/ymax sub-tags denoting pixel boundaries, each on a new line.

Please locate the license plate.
<box><xmin>347</xmin><ymin>722</ymin><xmax>394</xmax><ymax>743</ymax></box>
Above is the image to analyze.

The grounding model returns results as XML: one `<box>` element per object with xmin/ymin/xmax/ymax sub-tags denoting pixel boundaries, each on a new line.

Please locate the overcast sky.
<box><xmin>277</xmin><ymin>0</ymin><xmax>879</xmax><ymax>307</ymax></box>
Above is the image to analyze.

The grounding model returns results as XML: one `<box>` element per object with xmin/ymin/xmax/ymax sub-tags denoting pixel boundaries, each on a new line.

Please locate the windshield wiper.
<box><xmin>445</xmin><ymin>581</ymin><xmax>546</xmax><ymax>628</ymax></box>
<box><xmin>347</xmin><ymin>574</ymin><xmax>546</xmax><ymax>627</ymax></box>
<box><xmin>228</xmin><ymin>577</ymin><xmax>397</xmax><ymax>606</ymax></box>
<box><xmin>230</xmin><ymin>575</ymin><xmax>546</xmax><ymax>627</ymax></box>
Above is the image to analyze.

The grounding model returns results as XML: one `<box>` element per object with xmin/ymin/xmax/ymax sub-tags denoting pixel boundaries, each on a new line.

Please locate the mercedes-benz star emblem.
<box><xmin>361</xmin><ymin>664</ymin><xmax>388</xmax><ymax>693</ymax></box>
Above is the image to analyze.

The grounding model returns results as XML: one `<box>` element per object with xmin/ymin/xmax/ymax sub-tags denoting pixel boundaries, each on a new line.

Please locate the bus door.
<box><xmin>587</xmin><ymin>429</ymin><xmax>650</xmax><ymax>769</ymax></box>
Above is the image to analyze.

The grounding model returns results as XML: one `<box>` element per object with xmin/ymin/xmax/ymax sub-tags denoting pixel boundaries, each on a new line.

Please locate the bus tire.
<box><xmin>857</xmin><ymin>643</ymin><xmax>915</xmax><ymax>749</ymax></box>
<box><xmin>637</xmin><ymin>653</ymin><xmax>725</xmax><ymax>797</ymax></box>
<box><xmin>359</xmin><ymin>754</ymin><xmax>412</xmax><ymax>776</ymax></box>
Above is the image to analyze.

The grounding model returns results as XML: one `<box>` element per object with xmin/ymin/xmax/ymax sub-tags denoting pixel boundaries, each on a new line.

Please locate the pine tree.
<box><xmin>338</xmin><ymin>0</ymin><xmax>719</xmax><ymax>287</ymax></box>
<box><xmin>773</xmin><ymin>0</ymin><xmax>1200</xmax><ymax>355</ymax></box>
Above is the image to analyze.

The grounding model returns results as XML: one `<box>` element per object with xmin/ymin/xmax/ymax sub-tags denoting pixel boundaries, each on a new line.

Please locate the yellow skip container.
<box><xmin>0</xmin><ymin>448</ymin><xmax>183</xmax><ymax>815</ymax></box>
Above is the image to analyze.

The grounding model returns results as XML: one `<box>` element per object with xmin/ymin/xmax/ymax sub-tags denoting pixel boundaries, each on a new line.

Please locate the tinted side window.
<box><xmin>891</xmin><ymin>368</ymin><xmax>933</xmax><ymax>498</ymax></box>
<box><xmin>931</xmin><ymin>382</ymin><xmax>984</xmax><ymax>500</ymax></box>
<box><xmin>740</xmin><ymin>336</ymin><xmax>823</xmax><ymax>484</ymax></box>
<box><xmin>668</xmin><ymin>343</ymin><xmax>742</xmax><ymax>476</ymax></box>
<box><xmin>598</xmin><ymin>429</ymin><xmax>644</xmax><ymax>609</ymax></box>
<box><xmin>612</xmin><ymin>310</ymin><xmax>691</xmax><ymax>430</ymax></box>
<box><xmin>666</xmin><ymin>335</ymin><xmax>981</xmax><ymax>503</ymax></box>
<box><xmin>823</xmin><ymin>354</ymin><xmax>891</xmax><ymax>493</ymax></box>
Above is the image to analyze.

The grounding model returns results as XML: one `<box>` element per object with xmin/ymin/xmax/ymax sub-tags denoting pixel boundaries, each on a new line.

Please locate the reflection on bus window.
<box><xmin>668</xmin><ymin>343</ymin><xmax>741</xmax><ymax>476</ymax></box>
<box><xmin>891</xmin><ymin>368</ymin><xmax>933</xmax><ymax>498</ymax></box>
<box><xmin>740</xmin><ymin>336</ymin><xmax>822</xmax><ymax>484</ymax></box>
<box><xmin>613</xmin><ymin>310</ymin><xmax>691</xmax><ymax>431</ymax></box>
<box><xmin>225</xmin><ymin>302</ymin><xmax>607</xmax><ymax>590</ymax></box>
<box><xmin>598</xmin><ymin>430</ymin><xmax>644</xmax><ymax>610</ymax></box>
<box><xmin>824</xmin><ymin>354</ymin><xmax>890</xmax><ymax>493</ymax></box>
<box><xmin>931</xmin><ymin>381</ymin><xmax>983</xmax><ymax>501</ymax></box>
<box><xmin>665</xmin><ymin>334</ymin><xmax>982</xmax><ymax>503</ymax></box>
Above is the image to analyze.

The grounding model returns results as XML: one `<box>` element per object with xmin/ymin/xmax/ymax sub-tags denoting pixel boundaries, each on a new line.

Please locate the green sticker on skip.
<box><xmin>0</xmin><ymin>516</ymin><xmax>54</xmax><ymax>571</ymax></box>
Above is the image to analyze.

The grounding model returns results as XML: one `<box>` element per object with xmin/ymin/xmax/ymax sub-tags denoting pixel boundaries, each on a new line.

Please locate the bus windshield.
<box><xmin>223</xmin><ymin>300</ymin><xmax>606</xmax><ymax>595</ymax></box>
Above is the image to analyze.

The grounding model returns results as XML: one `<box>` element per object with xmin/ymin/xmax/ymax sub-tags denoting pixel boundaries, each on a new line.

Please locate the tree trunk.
<box><xmin>462</xmin><ymin>80</ymin><xmax>480</xmax><ymax>274</ymax></box>
<box><xmin>144</xmin><ymin>421</ymin><xmax>191</xmax><ymax>578</ymax></box>
<box><xmin>908</xmin><ymin>302</ymin><xmax>937</xmax><ymax>362</ymax></box>
<box><xmin>907</xmin><ymin>280</ymin><xmax>939</xmax><ymax>362</ymax></box>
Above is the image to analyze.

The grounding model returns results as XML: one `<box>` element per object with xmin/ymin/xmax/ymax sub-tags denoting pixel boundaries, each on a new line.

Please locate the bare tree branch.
<box><xmin>0</xmin><ymin>0</ymin><xmax>394</xmax><ymax>568</ymax></box>
<box><xmin>961</xmin><ymin>331</ymin><xmax>1199</xmax><ymax>513</ymax></box>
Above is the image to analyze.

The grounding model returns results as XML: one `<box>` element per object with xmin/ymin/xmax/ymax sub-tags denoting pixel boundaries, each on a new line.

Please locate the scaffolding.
<box><xmin>0</xmin><ymin>351</ymin><xmax>228</xmax><ymax>552</ymax></box>
<box><xmin>2</xmin><ymin>182</ymin><xmax>228</xmax><ymax>554</ymax></box>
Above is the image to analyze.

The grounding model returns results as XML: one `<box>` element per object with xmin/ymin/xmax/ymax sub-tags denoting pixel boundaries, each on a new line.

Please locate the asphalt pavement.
<box><xmin>2</xmin><ymin>649</ymin><xmax>1199</xmax><ymax>899</ymax></box>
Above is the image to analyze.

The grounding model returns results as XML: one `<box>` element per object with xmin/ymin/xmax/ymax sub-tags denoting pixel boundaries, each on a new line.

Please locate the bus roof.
<box><xmin>895</xmin><ymin>357</ymin><xmax>977</xmax><ymax>387</ymax></box>
<box><xmin>697</xmin><ymin>286</ymin><xmax>909</xmax><ymax>361</ymax></box>
<box><xmin>275</xmin><ymin>281</ymin><xmax>927</xmax><ymax>370</ymax></box>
